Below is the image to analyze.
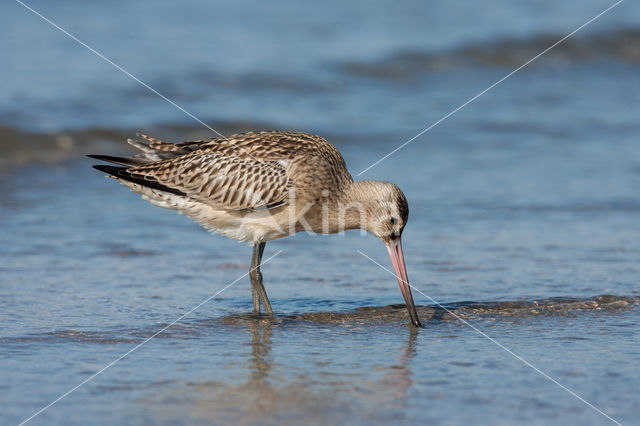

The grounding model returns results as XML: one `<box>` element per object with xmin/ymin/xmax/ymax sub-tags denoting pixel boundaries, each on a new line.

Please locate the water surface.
<box><xmin>1</xmin><ymin>0</ymin><xmax>639</xmax><ymax>424</ymax></box>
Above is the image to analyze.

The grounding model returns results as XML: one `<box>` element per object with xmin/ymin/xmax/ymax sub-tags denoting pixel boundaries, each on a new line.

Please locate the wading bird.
<box><xmin>90</xmin><ymin>131</ymin><xmax>421</xmax><ymax>326</ymax></box>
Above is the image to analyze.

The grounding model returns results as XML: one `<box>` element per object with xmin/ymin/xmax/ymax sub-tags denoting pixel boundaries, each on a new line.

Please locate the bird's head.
<box><xmin>359</xmin><ymin>181</ymin><xmax>409</xmax><ymax>243</ymax></box>
<box><xmin>352</xmin><ymin>181</ymin><xmax>421</xmax><ymax>326</ymax></box>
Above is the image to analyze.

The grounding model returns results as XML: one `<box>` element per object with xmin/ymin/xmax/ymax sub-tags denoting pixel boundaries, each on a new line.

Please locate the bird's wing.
<box><xmin>127</xmin><ymin>133</ymin><xmax>214</xmax><ymax>162</ymax></box>
<box><xmin>125</xmin><ymin>151</ymin><xmax>291</xmax><ymax>210</ymax></box>
<box><xmin>127</xmin><ymin>131</ymin><xmax>332</xmax><ymax>162</ymax></box>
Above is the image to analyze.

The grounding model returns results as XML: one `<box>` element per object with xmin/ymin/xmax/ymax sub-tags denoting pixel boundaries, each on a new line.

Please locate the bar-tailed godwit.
<box><xmin>90</xmin><ymin>131</ymin><xmax>421</xmax><ymax>326</ymax></box>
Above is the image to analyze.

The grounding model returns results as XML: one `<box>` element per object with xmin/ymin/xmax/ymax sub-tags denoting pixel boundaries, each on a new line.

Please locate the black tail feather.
<box><xmin>87</xmin><ymin>154</ymin><xmax>148</xmax><ymax>167</ymax></box>
<box><xmin>92</xmin><ymin>164</ymin><xmax>127</xmax><ymax>176</ymax></box>
<box><xmin>91</xmin><ymin>164</ymin><xmax>186</xmax><ymax>196</ymax></box>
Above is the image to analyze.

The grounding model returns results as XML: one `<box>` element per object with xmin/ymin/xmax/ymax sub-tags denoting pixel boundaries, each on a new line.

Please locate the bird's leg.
<box><xmin>250</xmin><ymin>242</ymin><xmax>273</xmax><ymax>315</ymax></box>
<box><xmin>249</xmin><ymin>243</ymin><xmax>262</xmax><ymax>314</ymax></box>
<box><xmin>251</xmin><ymin>281</ymin><xmax>260</xmax><ymax>315</ymax></box>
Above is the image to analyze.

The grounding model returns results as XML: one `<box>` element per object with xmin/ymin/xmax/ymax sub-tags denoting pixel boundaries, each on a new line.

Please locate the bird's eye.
<box><xmin>390</xmin><ymin>217</ymin><xmax>397</xmax><ymax>225</ymax></box>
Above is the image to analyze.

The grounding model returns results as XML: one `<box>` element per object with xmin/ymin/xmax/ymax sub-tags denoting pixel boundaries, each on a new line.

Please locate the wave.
<box><xmin>0</xmin><ymin>125</ymin><xmax>128</xmax><ymax>170</ymax></box>
<box><xmin>342</xmin><ymin>29</ymin><xmax>640</xmax><ymax>79</ymax></box>
<box><xmin>283</xmin><ymin>294</ymin><xmax>638</xmax><ymax>325</ymax></box>
<box><xmin>0</xmin><ymin>121</ymin><xmax>279</xmax><ymax>171</ymax></box>
<box><xmin>2</xmin><ymin>295</ymin><xmax>635</xmax><ymax>345</ymax></box>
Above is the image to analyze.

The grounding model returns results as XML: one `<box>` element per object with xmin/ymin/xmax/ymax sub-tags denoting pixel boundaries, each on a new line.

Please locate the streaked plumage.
<box><xmin>90</xmin><ymin>130</ymin><xmax>422</xmax><ymax>326</ymax></box>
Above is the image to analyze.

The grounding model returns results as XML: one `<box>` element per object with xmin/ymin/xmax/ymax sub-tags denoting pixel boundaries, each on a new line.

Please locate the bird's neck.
<box><xmin>327</xmin><ymin>180</ymin><xmax>381</xmax><ymax>232</ymax></box>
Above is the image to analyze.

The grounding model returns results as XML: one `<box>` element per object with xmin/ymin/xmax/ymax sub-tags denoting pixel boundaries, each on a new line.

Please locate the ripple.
<box><xmin>3</xmin><ymin>295</ymin><xmax>636</xmax><ymax>346</ymax></box>
<box><xmin>210</xmin><ymin>294</ymin><xmax>639</xmax><ymax>326</ymax></box>
<box><xmin>342</xmin><ymin>29</ymin><xmax>640</xmax><ymax>79</ymax></box>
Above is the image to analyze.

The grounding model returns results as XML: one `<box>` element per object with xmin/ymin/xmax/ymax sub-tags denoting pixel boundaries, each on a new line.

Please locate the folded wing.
<box><xmin>92</xmin><ymin>150</ymin><xmax>290</xmax><ymax>211</ymax></box>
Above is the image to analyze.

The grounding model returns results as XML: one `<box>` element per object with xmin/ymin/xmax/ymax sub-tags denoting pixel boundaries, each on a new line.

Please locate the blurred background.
<box><xmin>1</xmin><ymin>1</ymin><xmax>639</xmax><ymax>425</ymax></box>
<box><xmin>2</xmin><ymin>0</ymin><xmax>639</xmax><ymax>151</ymax></box>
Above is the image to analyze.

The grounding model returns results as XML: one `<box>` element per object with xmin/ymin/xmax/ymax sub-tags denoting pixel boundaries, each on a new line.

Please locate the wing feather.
<box><xmin>127</xmin><ymin>134</ymin><xmax>211</xmax><ymax>161</ymax></box>
<box><xmin>127</xmin><ymin>151</ymin><xmax>290</xmax><ymax>210</ymax></box>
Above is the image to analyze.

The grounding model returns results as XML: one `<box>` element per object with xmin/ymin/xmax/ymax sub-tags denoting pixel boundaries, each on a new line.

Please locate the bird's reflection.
<box><xmin>246</xmin><ymin>316</ymin><xmax>273</xmax><ymax>385</ymax></box>
<box><xmin>182</xmin><ymin>312</ymin><xmax>422</xmax><ymax>423</ymax></box>
<box><xmin>381</xmin><ymin>325</ymin><xmax>419</xmax><ymax>405</ymax></box>
<box><xmin>241</xmin><ymin>315</ymin><xmax>420</xmax><ymax>409</ymax></box>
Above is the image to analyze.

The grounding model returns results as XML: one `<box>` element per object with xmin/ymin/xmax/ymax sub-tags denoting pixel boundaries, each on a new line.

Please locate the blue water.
<box><xmin>1</xmin><ymin>0</ymin><xmax>639</xmax><ymax>425</ymax></box>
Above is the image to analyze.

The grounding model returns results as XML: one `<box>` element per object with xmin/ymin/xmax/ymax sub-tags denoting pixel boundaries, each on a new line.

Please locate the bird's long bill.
<box><xmin>386</xmin><ymin>239</ymin><xmax>422</xmax><ymax>327</ymax></box>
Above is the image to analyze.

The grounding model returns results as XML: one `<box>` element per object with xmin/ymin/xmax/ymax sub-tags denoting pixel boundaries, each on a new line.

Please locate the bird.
<box><xmin>89</xmin><ymin>131</ymin><xmax>422</xmax><ymax>326</ymax></box>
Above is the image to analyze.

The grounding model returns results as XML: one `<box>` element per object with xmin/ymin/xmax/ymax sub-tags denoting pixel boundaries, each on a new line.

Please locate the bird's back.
<box><xmin>91</xmin><ymin>131</ymin><xmax>353</xmax><ymax>212</ymax></box>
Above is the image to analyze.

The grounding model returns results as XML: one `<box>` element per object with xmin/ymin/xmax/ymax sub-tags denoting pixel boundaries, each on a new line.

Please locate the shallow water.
<box><xmin>2</xmin><ymin>0</ymin><xmax>640</xmax><ymax>425</ymax></box>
